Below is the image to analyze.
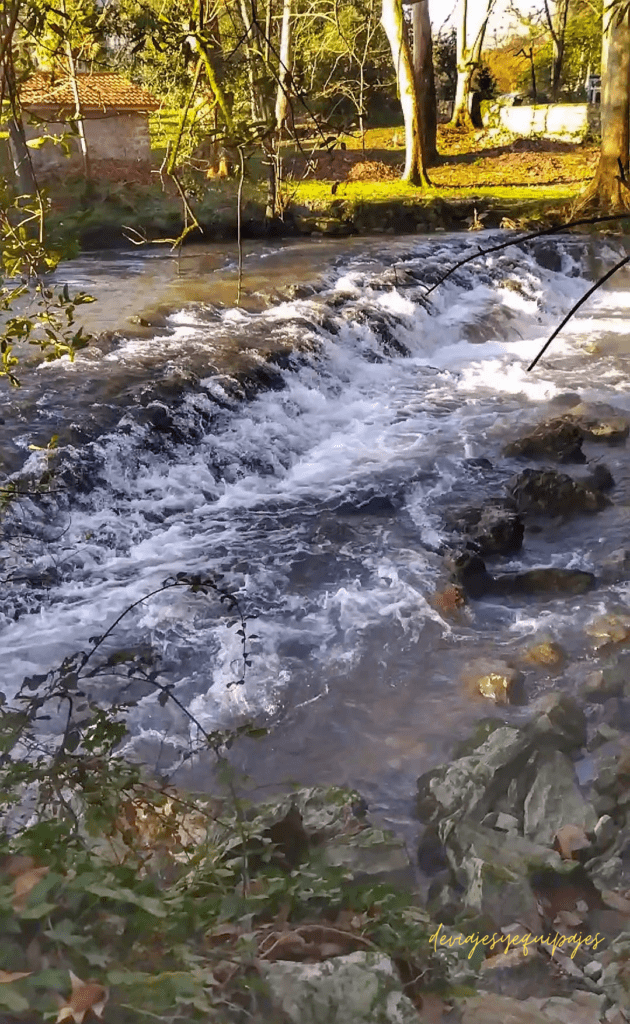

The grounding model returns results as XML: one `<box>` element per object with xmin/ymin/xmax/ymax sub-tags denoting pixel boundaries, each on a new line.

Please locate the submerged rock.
<box><xmin>507</xmin><ymin>468</ymin><xmax>611</xmax><ymax>518</ymax></box>
<box><xmin>586</xmin><ymin>614</ymin><xmax>630</xmax><ymax>647</ymax></box>
<box><xmin>452</xmin><ymin>553</ymin><xmax>596</xmax><ymax>600</ymax></box>
<box><xmin>522</xmin><ymin>641</ymin><xmax>567</xmax><ymax>671</ymax></box>
<box><xmin>561</xmin><ymin>402</ymin><xmax>630</xmax><ymax>444</ymax></box>
<box><xmin>503</xmin><ymin>419</ymin><xmax>586</xmax><ymax>463</ymax></box>
<box><xmin>463</xmin><ymin>659</ymin><xmax>526</xmax><ymax>705</ymax></box>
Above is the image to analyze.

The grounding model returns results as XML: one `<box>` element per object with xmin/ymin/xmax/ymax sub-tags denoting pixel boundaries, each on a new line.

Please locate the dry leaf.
<box><xmin>56</xmin><ymin>971</ymin><xmax>108</xmax><ymax>1024</ymax></box>
<box><xmin>554</xmin><ymin>824</ymin><xmax>591</xmax><ymax>860</ymax></box>
<box><xmin>0</xmin><ymin>971</ymin><xmax>31</xmax><ymax>983</ymax></box>
<box><xmin>601</xmin><ymin>890</ymin><xmax>630</xmax><ymax>915</ymax></box>
<box><xmin>3</xmin><ymin>855</ymin><xmax>36</xmax><ymax>877</ymax></box>
<box><xmin>12</xmin><ymin>866</ymin><xmax>50</xmax><ymax>911</ymax></box>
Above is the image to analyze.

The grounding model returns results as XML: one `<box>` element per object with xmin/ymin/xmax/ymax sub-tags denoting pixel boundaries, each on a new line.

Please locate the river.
<box><xmin>2</xmin><ymin>230</ymin><xmax>630</xmax><ymax>842</ymax></box>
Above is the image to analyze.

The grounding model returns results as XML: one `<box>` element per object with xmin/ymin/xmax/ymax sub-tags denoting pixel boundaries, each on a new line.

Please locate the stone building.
<box><xmin>19</xmin><ymin>72</ymin><xmax>159</xmax><ymax>175</ymax></box>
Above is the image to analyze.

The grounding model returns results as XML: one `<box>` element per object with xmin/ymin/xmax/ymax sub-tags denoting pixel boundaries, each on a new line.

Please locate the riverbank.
<box><xmin>43</xmin><ymin>129</ymin><xmax>605</xmax><ymax>252</ymax></box>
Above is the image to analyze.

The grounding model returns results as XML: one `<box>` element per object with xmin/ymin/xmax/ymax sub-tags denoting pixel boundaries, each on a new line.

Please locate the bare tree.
<box><xmin>576</xmin><ymin>1</ymin><xmax>630</xmax><ymax>212</ymax></box>
<box><xmin>411</xmin><ymin>0</ymin><xmax>438</xmax><ymax>164</ymax></box>
<box><xmin>450</xmin><ymin>0</ymin><xmax>496</xmax><ymax>129</ymax></box>
<box><xmin>275</xmin><ymin>0</ymin><xmax>294</xmax><ymax>130</ymax></box>
<box><xmin>542</xmin><ymin>0</ymin><xmax>570</xmax><ymax>100</ymax></box>
<box><xmin>381</xmin><ymin>0</ymin><xmax>430</xmax><ymax>184</ymax></box>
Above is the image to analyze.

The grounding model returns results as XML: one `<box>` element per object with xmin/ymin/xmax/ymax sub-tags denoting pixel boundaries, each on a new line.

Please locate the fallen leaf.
<box><xmin>601</xmin><ymin>890</ymin><xmax>630</xmax><ymax>915</ymax></box>
<box><xmin>0</xmin><ymin>971</ymin><xmax>31</xmax><ymax>983</ymax></box>
<box><xmin>56</xmin><ymin>971</ymin><xmax>108</xmax><ymax>1024</ymax></box>
<box><xmin>12</xmin><ymin>866</ymin><xmax>50</xmax><ymax>911</ymax></box>
<box><xmin>554</xmin><ymin>824</ymin><xmax>591</xmax><ymax>860</ymax></box>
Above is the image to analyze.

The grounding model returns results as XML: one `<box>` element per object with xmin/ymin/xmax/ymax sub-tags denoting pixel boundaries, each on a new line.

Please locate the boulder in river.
<box><xmin>451</xmin><ymin>553</ymin><xmax>596</xmax><ymax>600</ymax></box>
<box><xmin>560</xmin><ymin>401</ymin><xmax>630</xmax><ymax>444</ymax></box>
<box><xmin>449</xmin><ymin>499</ymin><xmax>524</xmax><ymax>557</ymax></box>
<box><xmin>522</xmin><ymin>640</ymin><xmax>567</xmax><ymax>671</ymax></box>
<box><xmin>503</xmin><ymin>419</ymin><xmax>586</xmax><ymax>463</ymax></box>
<box><xmin>586</xmin><ymin>614</ymin><xmax>630</xmax><ymax>648</ymax></box>
<box><xmin>507</xmin><ymin>468</ymin><xmax>611</xmax><ymax>518</ymax></box>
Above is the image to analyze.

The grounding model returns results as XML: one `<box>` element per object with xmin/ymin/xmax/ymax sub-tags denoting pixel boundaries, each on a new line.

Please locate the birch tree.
<box><xmin>451</xmin><ymin>0</ymin><xmax>496</xmax><ymax>129</ymax></box>
<box><xmin>381</xmin><ymin>0</ymin><xmax>430</xmax><ymax>184</ymax></box>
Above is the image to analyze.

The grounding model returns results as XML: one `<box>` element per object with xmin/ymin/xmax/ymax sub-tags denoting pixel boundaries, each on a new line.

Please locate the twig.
<box><xmin>528</xmin><ymin>253</ymin><xmax>630</xmax><ymax>370</ymax></box>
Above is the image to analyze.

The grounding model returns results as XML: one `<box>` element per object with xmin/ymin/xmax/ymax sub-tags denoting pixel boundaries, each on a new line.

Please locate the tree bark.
<box><xmin>381</xmin><ymin>0</ymin><xmax>431</xmax><ymax>185</ymax></box>
<box><xmin>450</xmin><ymin>0</ymin><xmax>494</xmax><ymax>130</ymax></box>
<box><xmin>576</xmin><ymin>3</ymin><xmax>630</xmax><ymax>213</ymax></box>
<box><xmin>411</xmin><ymin>0</ymin><xmax>438</xmax><ymax>165</ymax></box>
<box><xmin>275</xmin><ymin>0</ymin><xmax>294</xmax><ymax>130</ymax></box>
<box><xmin>544</xmin><ymin>0</ymin><xmax>570</xmax><ymax>102</ymax></box>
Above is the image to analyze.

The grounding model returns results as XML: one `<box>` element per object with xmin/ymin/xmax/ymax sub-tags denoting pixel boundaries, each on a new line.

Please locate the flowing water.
<box><xmin>2</xmin><ymin>231</ymin><xmax>630</xmax><ymax>840</ymax></box>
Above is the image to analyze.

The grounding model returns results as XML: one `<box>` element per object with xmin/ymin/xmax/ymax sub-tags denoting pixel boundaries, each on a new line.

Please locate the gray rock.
<box><xmin>523</xmin><ymin>750</ymin><xmax>597</xmax><ymax>846</ymax></box>
<box><xmin>583</xmin><ymin>664</ymin><xmax>627</xmax><ymax>704</ymax></box>
<box><xmin>599</xmin><ymin>932</ymin><xmax>630</xmax><ymax>1012</ymax></box>
<box><xmin>525</xmin><ymin>693</ymin><xmax>588</xmax><ymax>753</ymax></box>
<box><xmin>259</xmin><ymin>951</ymin><xmax>420</xmax><ymax>1024</ymax></box>
<box><xmin>478</xmin><ymin>948</ymin><xmax>573</xmax><ymax>1000</ymax></box>
<box><xmin>585</xmin><ymin>960</ymin><xmax>604</xmax><ymax>981</ymax></box>
<box><xmin>417</xmin><ymin>727</ymin><xmax>531</xmax><ymax>825</ymax></box>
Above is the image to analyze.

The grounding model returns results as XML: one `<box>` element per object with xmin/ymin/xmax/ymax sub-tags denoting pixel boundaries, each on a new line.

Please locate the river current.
<box><xmin>2</xmin><ymin>231</ymin><xmax>630</xmax><ymax>835</ymax></box>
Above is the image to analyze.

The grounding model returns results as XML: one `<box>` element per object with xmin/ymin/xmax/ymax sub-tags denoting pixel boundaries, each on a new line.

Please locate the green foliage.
<box><xmin>0</xmin><ymin>188</ymin><xmax>94</xmax><ymax>386</ymax></box>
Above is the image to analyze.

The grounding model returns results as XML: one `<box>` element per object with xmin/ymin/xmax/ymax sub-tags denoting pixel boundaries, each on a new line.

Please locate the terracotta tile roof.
<box><xmin>21</xmin><ymin>72</ymin><xmax>160</xmax><ymax>112</ymax></box>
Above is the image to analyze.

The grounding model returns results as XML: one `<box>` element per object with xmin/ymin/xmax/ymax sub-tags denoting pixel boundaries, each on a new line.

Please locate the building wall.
<box><xmin>483</xmin><ymin>103</ymin><xmax>599</xmax><ymax>142</ymax></box>
<box><xmin>22</xmin><ymin>110</ymin><xmax>152</xmax><ymax>173</ymax></box>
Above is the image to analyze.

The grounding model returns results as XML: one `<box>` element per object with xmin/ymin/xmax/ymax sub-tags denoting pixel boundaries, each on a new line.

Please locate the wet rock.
<box><xmin>450</xmin><ymin>552</ymin><xmax>494</xmax><ymax>598</ymax></box>
<box><xmin>586</xmin><ymin>465</ymin><xmax>616</xmax><ymax>492</ymax></box>
<box><xmin>601</xmin><ymin>549</ymin><xmax>630</xmax><ymax>586</ymax></box>
<box><xmin>533</xmin><ymin>243</ymin><xmax>564</xmax><ymax>273</ymax></box>
<box><xmin>334</xmin><ymin>494</ymin><xmax>399</xmax><ymax>516</ymax></box>
<box><xmin>258</xmin><ymin>951</ymin><xmax>420</xmax><ymax>1024</ymax></box>
<box><xmin>598</xmin><ymin>699</ymin><xmax>630</xmax><ymax>733</ymax></box>
<box><xmin>452</xmin><ymin>718</ymin><xmax>511</xmax><ymax>759</ymax></box>
<box><xmin>525</xmin><ymin>693</ymin><xmax>587</xmax><ymax>753</ymax></box>
<box><xmin>492</xmin><ymin>568</ymin><xmax>596</xmax><ymax>597</ymax></box>
<box><xmin>523</xmin><ymin>750</ymin><xmax>597</xmax><ymax>846</ymax></box>
<box><xmin>523</xmin><ymin>641</ymin><xmax>567</xmax><ymax>671</ymax></box>
<box><xmin>587</xmin><ymin>615</ymin><xmax>630</xmax><ymax>648</ymax></box>
<box><xmin>589</xmin><ymin>724</ymin><xmax>623</xmax><ymax>749</ymax></box>
<box><xmin>503</xmin><ymin>419</ymin><xmax>586</xmax><ymax>463</ymax></box>
<box><xmin>507</xmin><ymin>469</ymin><xmax>611</xmax><ymax>518</ymax></box>
<box><xmin>582</xmin><ymin>663</ymin><xmax>628</xmax><ymax>703</ymax></box>
<box><xmin>464</xmin><ymin>659</ymin><xmax>526</xmax><ymax>705</ymax></box>
<box><xmin>452</xmin><ymin>500</ymin><xmax>524</xmax><ymax>557</ymax></box>
<box><xmin>561</xmin><ymin>402</ymin><xmax>630</xmax><ymax>444</ymax></box>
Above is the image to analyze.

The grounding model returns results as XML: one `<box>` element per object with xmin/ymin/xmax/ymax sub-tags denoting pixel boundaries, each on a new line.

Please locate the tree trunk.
<box><xmin>275</xmin><ymin>0</ymin><xmax>294</xmax><ymax>130</ymax></box>
<box><xmin>7</xmin><ymin>115</ymin><xmax>37</xmax><ymax>196</ymax></box>
<box><xmin>547</xmin><ymin>0</ymin><xmax>570</xmax><ymax>102</ymax></box>
<box><xmin>381</xmin><ymin>0</ymin><xmax>430</xmax><ymax>185</ymax></box>
<box><xmin>412</xmin><ymin>0</ymin><xmax>438</xmax><ymax>165</ymax></box>
<box><xmin>65</xmin><ymin>48</ymin><xmax>91</xmax><ymax>182</ymax></box>
<box><xmin>450</xmin><ymin>0</ymin><xmax>494</xmax><ymax>130</ymax></box>
<box><xmin>576</xmin><ymin>4</ymin><xmax>630</xmax><ymax>213</ymax></box>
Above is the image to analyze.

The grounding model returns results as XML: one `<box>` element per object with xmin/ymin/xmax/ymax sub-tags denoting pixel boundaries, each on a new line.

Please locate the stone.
<box><xmin>561</xmin><ymin>402</ymin><xmax>630</xmax><ymax>443</ymax></box>
<box><xmin>258</xmin><ymin>951</ymin><xmax>420</xmax><ymax>1024</ymax></box>
<box><xmin>599</xmin><ymin>932</ymin><xmax>630</xmax><ymax>1013</ymax></box>
<box><xmin>523</xmin><ymin>642</ymin><xmax>567</xmax><ymax>671</ymax></box>
<box><xmin>525</xmin><ymin>693</ymin><xmax>588</xmax><ymax>753</ymax></box>
<box><xmin>322</xmin><ymin>826</ymin><xmax>415</xmax><ymax>890</ymax></box>
<box><xmin>491</xmin><ymin>568</ymin><xmax>596</xmax><ymax>597</ymax></box>
<box><xmin>507</xmin><ymin>469</ymin><xmax>610</xmax><ymax>518</ymax></box>
<box><xmin>464</xmin><ymin>659</ymin><xmax>526</xmax><ymax>705</ymax></box>
<box><xmin>495</xmin><ymin>813</ymin><xmax>520</xmax><ymax>833</ymax></box>
<box><xmin>594</xmin><ymin>816</ymin><xmax>617</xmax><ymax>852</ymax></box>
<box><xmin>522</xmin><ymin>750</ymin><xmax>597</xmax><ymax>846</ymax></box>
<box><xmin>584</xmin><ymin>960</ymin><xmax>604</xmax><ymax>980</ymax></box>
<box><xmin>416</xmin><ymin>727</ymin><xmax>532</xmax><ymax>826</ymax></box>
<box><xmin>583</xmin><ymin>665</ymin><xmax>628</xmax><ymax>703</ymax></box>
<box><xmin>503</xmin><ymin>419</ymin><xmax>586</xmax><ymax>463</ymax></box>
<box><xmin>458</xmin><ymin>854</ymin><xmax>543</xmax><ymax>934</ymax></box>
<box><xmin>453</xmin><ymin>500</ymin><xmax>524</xmax><ymax>557</ymax></box>
<box><xmin>587</xmin><ymin>615</ymin><xmax>630</xmax><ymax>648</ymax></box>
<box><xmin>478</xmin><ymin>948</ymin><xmax>567</xmax><ymax>1001</ymax></box>
<box><xmin>450</xmin><ymin>552</ymin><xmax>494</xmax><ymax>598</ymax></box>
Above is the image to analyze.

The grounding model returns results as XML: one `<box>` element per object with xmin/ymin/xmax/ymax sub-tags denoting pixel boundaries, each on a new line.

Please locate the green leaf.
<box><xmin>0</xmin><ymin>986</ymin><xmax>29</xmax><ymax>1013</ymax></box>
<box><xmin>83</xmin><ymin>883</ymin><xmax>167</xmax><ymax>917</ymax></box>
<box><xmin>19</xmin><ymin>901</ymin><xmax>58</xmax><ymax>920</ymax></box>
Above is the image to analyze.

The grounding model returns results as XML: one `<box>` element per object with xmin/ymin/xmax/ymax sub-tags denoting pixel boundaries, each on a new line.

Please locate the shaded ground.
<box><xmin>41</xmin><ymin>124</ymin><xmax>601</xmax><ymax>250</ymax></box>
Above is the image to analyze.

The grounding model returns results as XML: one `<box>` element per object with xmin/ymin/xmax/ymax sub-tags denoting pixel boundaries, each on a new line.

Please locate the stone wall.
<box><xmin>22</xmin><ymin>110</ymin><xmax>153</xmax><ymax>174</ymax></box>
<box><xmin>483</xmin><ymin>102</ymin><xmax>600</xmax><ymax>142</ymax></box>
